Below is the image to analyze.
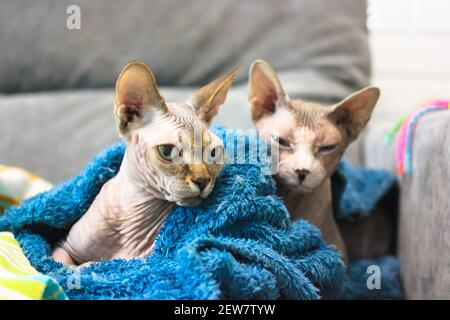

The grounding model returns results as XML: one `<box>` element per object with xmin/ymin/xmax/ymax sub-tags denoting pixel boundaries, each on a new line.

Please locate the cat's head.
<box><xmin>115</xmin><ymin>61</ymin><xmax>239</xmax><ymax>206</ymax></box>
<box><xmin>248</xmin><ymin>59</ymin><xmax>379</xmax><ymax>193</ymax></box>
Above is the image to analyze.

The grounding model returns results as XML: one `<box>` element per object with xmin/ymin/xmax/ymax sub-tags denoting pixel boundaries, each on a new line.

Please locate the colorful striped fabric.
<box><xmin>0</xmin><ymin>232</ymin><xmax>67</xmax><ymax>300</ymax></box>
<box><xmin>0</xmin><ymin>165</ymin><xmax>66</xmax><ymax>300</ymax></box>
<box><xmin>0</xmin><ymin>165</ymin><xmax>52</xmax><ymax>214</ymax></box>
<box><xmin>386</xmin><ymin>99</ymin><xmax>450</xmax><ymax>176</ymax></box>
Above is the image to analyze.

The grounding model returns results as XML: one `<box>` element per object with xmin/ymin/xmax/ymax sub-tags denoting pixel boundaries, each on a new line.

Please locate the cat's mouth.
<box><xmin>171</xmin><ymin>182</ymin><xmax>215</xmax><ymax>207</ymax></box>
<box><xmin>176</xmin><ymin>196</ymin><xmax>204</xmax><ymax>207</ymax></box>
<box><xmin>295</xmin><ymin>185</ymin><xmax>315</xmax><ymax>194</ymax></box>
<box><xmin>274</xmin><ymin>175</ymin><xmax>318</xmax><ymax>194</ymax></box>
<box><xmin>175</xmin><ymin>187</ymin><xmax>214</xmax><ymax>207</ymax></box>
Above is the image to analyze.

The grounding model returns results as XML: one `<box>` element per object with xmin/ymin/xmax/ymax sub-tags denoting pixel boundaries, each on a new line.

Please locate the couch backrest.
<box><xmin>0</xmin><ymin>0</ymin><xmax>370</xmax><ymax>98</ymax></box>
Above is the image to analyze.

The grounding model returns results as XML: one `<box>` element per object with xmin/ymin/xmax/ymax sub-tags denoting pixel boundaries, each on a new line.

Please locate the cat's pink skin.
<box><xmin>52</xmin><ymin>61</ymin><xmax>239</xmax><ymax>266</ymax></box>
<box><xmin>255</xmin><ymin>107</ymin><xmax>348</xmax><ymax>262</ymax></box>
<box><xmin>248</xmin><ymin>60</ymin><xmax>380</xmax><ymax>264</ymax></box>
<box><xmin>53</xmin><ymin>149</ymin><xmax>174</xmax><ymax>265</ymax></box>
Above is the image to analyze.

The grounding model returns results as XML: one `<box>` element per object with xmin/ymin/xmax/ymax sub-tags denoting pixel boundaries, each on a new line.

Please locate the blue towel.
<box><xmin>332</xmin><ymin>161</ymin><xmax>397</xmax><ymax>220</ymax></box>
<box><xmin>0</xmin><ymin>126</ymin><xmax>402</xmax><ymax>299</ymax></box>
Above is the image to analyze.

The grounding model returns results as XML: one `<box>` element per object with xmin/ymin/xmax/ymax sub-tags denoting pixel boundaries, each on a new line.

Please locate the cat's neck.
<box><xmin>100</xmin><ymin>150</ymin><xmax>175</xmax><ymax>257</ymax></box>
<box><xmin>62</xmin><ymin>150</ymin><xmax>175</xmax><ymax>263</ymax></box>
<box><xmin>278</xmin><ymin>178</ymin><xmax>348</xmax><ymax>263</ymax></box>
<box><xmin>279</xmin><ymin>178</ymin><xmax>333</xmax><ymax>224</ymax></box>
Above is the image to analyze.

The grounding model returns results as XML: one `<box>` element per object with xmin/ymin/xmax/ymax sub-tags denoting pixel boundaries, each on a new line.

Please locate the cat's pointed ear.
<box><xmin>328</xmin><ymin>86</ymin><xmax>380</xmax><ymax>142</ymax></box>
<box><xmin>114</xmin><ymin>60</ymin><xmax>167</xmax><ymax>138</ymax></box>
<box><xmin>189</xmin><ymin>66</ymin><xmax>241</xmax><ymax>126</ymax></box>
<box><xmin>248</xmin><ymin>59</ymin><xmax>289</xmax><ymax>121</ymax></box>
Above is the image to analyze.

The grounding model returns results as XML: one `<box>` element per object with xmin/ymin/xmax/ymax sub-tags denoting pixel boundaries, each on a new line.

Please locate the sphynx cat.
<box><xmin>52</xmin><ymin>61</ymin><xmax>239</xmax><ymax>266</ymax></box>
<box><xmin>248</xmin><ymin>60</ymin><xmax>381</xmax><ymax>263</ymax></box>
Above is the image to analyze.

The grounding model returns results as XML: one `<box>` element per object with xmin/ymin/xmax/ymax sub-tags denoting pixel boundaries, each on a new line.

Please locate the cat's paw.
<box><xmin>76</xmin><ymin>261</ymin><xmax>95</xmax><ymax>269</ymax></box>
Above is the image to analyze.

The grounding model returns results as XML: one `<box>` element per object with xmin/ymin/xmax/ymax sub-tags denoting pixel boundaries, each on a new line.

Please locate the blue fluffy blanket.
<box><xmin>0</xmin><ymin>127</ymin><xmax>402</xmax><ymax>299</ymax></box>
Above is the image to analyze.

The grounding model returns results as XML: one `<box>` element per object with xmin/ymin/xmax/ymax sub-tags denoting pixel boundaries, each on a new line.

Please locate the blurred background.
<box><xmin>357</xmin><ymin>0</ymin><xmax>450</xmax><ymax>170</ymax></box>
<box><xmin>369</xmin><ymin>0</ymin><xmax>450</xmax><ymax>123</ymax></box>
<box><xmin>368</xmin><ymin>0</ymin><xmax>450</xmax><ymax>142</ymax></box>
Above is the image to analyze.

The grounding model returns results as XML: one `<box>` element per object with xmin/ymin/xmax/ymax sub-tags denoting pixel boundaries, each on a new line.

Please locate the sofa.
<box><xmin>0</xmin><ymin>0</ymin><xmax>448</xmax><ymax>299</ymax></box>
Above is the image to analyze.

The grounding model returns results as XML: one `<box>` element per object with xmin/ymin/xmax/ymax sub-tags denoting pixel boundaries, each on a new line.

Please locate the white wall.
<box><xmin>368</xmin><ymin>0</ymin><xmax>450</xmax><ymax>120</ymax></box>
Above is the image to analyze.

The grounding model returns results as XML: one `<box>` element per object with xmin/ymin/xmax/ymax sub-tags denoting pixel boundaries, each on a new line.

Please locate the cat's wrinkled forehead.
<box><xmin>166</xmin><ymin>102</ymin><xmax>201</xmax><ymax>129</ymax></box>
<box><xmin>153</xmin><ymin>102</ymin><xmax>216</xmax><ymax>146</ymax></box>
<box><xmin>288</xmin><ymin>100</ymin><xmax>329</xmax><ymax>129</ymax></box>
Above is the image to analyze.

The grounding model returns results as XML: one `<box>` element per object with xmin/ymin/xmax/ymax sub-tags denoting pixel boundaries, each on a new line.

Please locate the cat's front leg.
<box><xmin>52</xmin><ymin>245</ymin><xmax>95</xmax><ymax>268</ymax></box>
<box><xmin>50</xmin><ymin>213</ymin><xmax>101</xmax><ymax>266</ymax></box>
<box><xmin>52</xmin><ymin>245</ymin><xmax>77</xmax><ymax>266</ymax></box>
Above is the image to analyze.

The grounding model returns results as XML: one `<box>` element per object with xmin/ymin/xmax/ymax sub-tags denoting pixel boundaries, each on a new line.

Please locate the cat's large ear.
<box><xmin>189</xmin><ymin>67</ymin><xmax>241</xmax><ymax>126</ymax></box>
<box><xmin>328</xmin><ymin>86</ymin><xmax>380</xmax><ymax>142</ymax></box>
<box><xmin>248</xmin><ymin>59</ymin><xmax>289</xmax><ymax>121</ymax></box>
<box><xmin>114</xmin><ymin>60</ymin><xmax>167</xmax><ymax>138</ymax></box>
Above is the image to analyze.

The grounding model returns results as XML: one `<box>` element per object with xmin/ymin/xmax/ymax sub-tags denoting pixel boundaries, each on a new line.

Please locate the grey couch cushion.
<box><xmin>0</xmin><ymin>0</ymin><xmax>370</xmax><ymax>103</ymax></box>
<box><xmin>0</xmin><ymin>90</ymin><xmax>118</xmax><ymax>182</ymax></box>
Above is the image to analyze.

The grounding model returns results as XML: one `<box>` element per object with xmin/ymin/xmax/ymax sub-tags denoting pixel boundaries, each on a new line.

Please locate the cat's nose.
<box><xmin>192</xmin><ymin>178</ymin><xmax>211</xmax><ymax>192</ymax></box>
<box><xmin>295</xmin><ymin>169</ymin><xmax>310</xmax><ymax>183</ymax></box>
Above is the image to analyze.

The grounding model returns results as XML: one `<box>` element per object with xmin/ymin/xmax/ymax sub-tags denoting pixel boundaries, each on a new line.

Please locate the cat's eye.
<box><xmin>208</xmin><ymin>146</ymin><xmax>224</xmax><ymax>163</ymax></box>
<box><xmin>319</xmin><ymin>144</ymin><xmax>338</xmax><ymax>153</ymax></box>
<box><xmin>271</xmin><ymin>134</ymin><xmax>291</xmax><ymax>149</ymax></box>
<box><xmin>158</xmin><ymin>144</ymin><xmax>177</xmax><ymax>161</ymax></box>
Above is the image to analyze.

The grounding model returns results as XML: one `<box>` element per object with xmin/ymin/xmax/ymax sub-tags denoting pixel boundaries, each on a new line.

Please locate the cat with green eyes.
<box><xmin>52</xmin><ymin>61</ymin><xmax>240</xmax><ymax>266</ymax></box>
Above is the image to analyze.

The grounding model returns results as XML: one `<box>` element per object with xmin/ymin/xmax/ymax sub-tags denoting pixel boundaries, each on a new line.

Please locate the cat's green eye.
<box><xmin>158</xmin><ymin>144</ymin><xmax>176</xmax><ymax>161</ymax></box>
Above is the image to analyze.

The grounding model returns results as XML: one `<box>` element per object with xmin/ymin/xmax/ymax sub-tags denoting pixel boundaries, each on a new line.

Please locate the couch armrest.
<box><xmin>396</xmin><ymin>111</ymin><xmax>450</xmax><ymax>299</ymax></box>
<box><xmin>365</xmin><ymin>111</ymin><xmax>450</xmax><ymax>299</ymax></box>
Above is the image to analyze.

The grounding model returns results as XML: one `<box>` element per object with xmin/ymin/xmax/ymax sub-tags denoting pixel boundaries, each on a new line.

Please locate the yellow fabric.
<box><xmin>0</xmin><ymin>166</ymin><xmax>66</xmax><ymax>300</ymax></box>
<box><xmin>0</xmin><ymin>232</ymin><xmax>67</xmax><ymax>300</ymax></box>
